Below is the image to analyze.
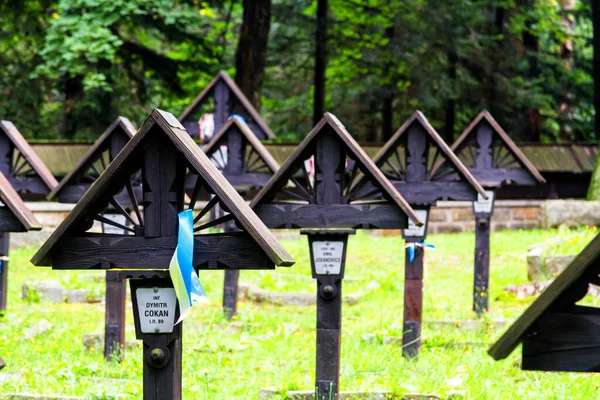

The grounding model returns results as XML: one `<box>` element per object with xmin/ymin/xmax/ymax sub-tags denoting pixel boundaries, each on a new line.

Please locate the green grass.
<box><xmin>542</xmin><ymin>225</ymin><xmax>598</xmax><ymax>257</ymax></box>
<box><xmin>1</xmin><ymin>229</ymin><xmax>599</xmax><ymax>399</ymax></box>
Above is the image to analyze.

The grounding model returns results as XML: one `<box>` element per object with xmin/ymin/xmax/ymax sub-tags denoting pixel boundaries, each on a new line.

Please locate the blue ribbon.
<box><xmin>404</xmin><ymin>242</ymin><xmax>435</xmax><ymax>262</ymax></box>
<box><xmin>229</xmin><ymin>114</ymin><xmax>246</xmax><ymax>122</ymax></box>
<box><xmin>169</xmin><ymin>210</ymin><xmax>207</xmax><ymax>324</ymax></box>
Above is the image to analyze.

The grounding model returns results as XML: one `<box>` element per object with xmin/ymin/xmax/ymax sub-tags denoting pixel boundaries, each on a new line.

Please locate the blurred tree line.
<box><xmin>0</xmin><ymin>0</ymin><xmax>595</xmax><ymax>143</ymax></box>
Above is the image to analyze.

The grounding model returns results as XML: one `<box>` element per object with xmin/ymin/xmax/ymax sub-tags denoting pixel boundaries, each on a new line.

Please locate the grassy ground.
<box><xmin>1</xmin><ymin>229</ymin><xmax>599</xmax><ymax>399</ymax></box>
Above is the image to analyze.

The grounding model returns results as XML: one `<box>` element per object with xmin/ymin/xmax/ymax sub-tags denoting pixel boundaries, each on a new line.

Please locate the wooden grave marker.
<box><xmin>0</xmin><ymin>121</ymin><xmax>58</xmax><ymax>201</ymax></box>
<box><xmin>0</xmin><ymin>171</ymin><xmax>42</xmax><ymax>310</ymax></box>
<box><xmin>489</xmin><ymin>232</ymin><xmax>600</xmax><ymax>372</ymax></box>
<box><xmin>250</xmin><ymin>112</ymin><xmax>420</xmax><ymax>399</ymax></box>
<box><xmin>202</xmin><ymin>117</ymin><xmax>279</xmax><ymax>318</ymax></box>
<box><xmin>31</xmin><ymin>109</ymin><xmax>293</xmax><ymax>400</ymax></box>
<box><xmin>353</xmin><ymin>111</ymin><xmax>487</xmax><ymax>357</ymax></box>
<box><xmin>0</xmin><ymin>121</ymin><xmax>56</xmax><ymax>311</ymax></box>
<box><xmin>447</xmin><ymin>111</ymin><xmax>545</xmax><ymax>315</ymax></box>
<box><xmin>47</xmin><ymin>116</ymin><xmax>137</xmax><ymax>361</ymax></box>
<box><xmin>179</xmin><ymin>71</ymin><xmax>275</xmax><ymax>141</ymax></box>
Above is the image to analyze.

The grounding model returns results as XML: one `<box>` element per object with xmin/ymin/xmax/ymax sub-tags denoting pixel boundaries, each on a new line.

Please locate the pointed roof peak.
<box><xmin>0</xmin><ymin>121</ymin><xmax>59</xmax><ymax>192</ymax></box>
<box><xmin>251</xmin><ymin>115</ymin><xmax>422</xmax><ymax>226</ymax></box>
<box><xmin>453</xmin><ymin>110</ymin><xmax>545</xmax><ymax>184</ymax></box>
<box><xmin>372</xmin><ymin>112</ymin><xmax>487</xmax><ymax>199</ymax></box>
<box><xmin>48</xmin><ymin>116</ymin><xmax>137</xmax><ymax>201</ymax></box>
<box><xmin>178</xmin><ymin>71</ymin><xmax>275</xmax><ymax>139</ymax></box>
<box><xmin>203</xmin><ymin>117</ymin><xmax>279</xmax><ymax>174</ymax></box>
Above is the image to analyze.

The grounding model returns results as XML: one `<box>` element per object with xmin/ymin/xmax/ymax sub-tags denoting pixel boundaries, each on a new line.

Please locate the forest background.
<box><xmin>0</xmin><ymin>0</ymin><xmax>596</xmax><ymax>144</ymax></box>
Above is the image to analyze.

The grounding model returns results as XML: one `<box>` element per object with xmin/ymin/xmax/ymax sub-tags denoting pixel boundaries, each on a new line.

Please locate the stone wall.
<box><xmin>427</xmin><ymin>200</ymin><xmax>543</xmax><ymax>234</ymax></box>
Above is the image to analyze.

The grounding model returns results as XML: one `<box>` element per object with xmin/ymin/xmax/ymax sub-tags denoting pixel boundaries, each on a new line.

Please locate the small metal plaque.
<box><xmin>312</xmin><ymin>241</ymin><xmax>344</xmax><ymax>275</ymax></box>
<box><xmin>404</xmin><ymin>209</ymin><xmax>428</xmax><ymax>237</ymax></box>
<box><xmin>473</xmin><ymin>190</ymin><xmax>494</xmax><ymax>214</ymax></box>
<box><xmin>136</xmin><ymin>288</ymin><xmax>177</xmax><ymax>334</ymax></box>
<box><xmin>101</xmin><ymin>213</ymin><xmax>128</xmax><ymax>235</ymax></box>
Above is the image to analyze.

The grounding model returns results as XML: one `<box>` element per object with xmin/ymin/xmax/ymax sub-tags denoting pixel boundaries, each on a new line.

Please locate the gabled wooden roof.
<box><xmin>452</xmin><ymin>111</ymin><xmax>545</xmax><ymax>184</ymax></box>
<box><xmin>250</xmin><ymin>112</ymin><xmax>422</xmax><ymax>226</ymax></box>
<box><xmin>489</xmin><ymin>232</ymin><xmax>600</xmax><ymax>360</ymax></box>
<box><xmin>0</xmin><ymin>121</ymin><xmax>59</xmax><ymax>191</ymax></box>
<box><xmin>0</xmin><ymin>171</ymin><xmax>42</xmax><ymax>231</ymax></box>
<box><xmin>31</xmin><ymin>109</ymin><xmax>292</xmax><ymax>267</ymax></box>
<box><xmin>203</xmin><ymin>117</ymin><xmax>279</xmax><ymax>174</ymax></box>
<box><xmin>47</xmin><ymin>117</ymin><xmax>136</xmax><ymax>201</ymax></box>
<box><xmin>179</xmin><ymin>71</ymin><xmax>275</xmax><ymax>139</ymax></box>
<box><xmin>370</xmin><ymin>110</ymin><xmax>487</xmax><ymax>198</ymax></box>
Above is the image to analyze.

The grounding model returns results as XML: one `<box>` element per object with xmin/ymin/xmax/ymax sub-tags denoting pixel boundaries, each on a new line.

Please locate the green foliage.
<box><xmin>0</xmin><ymin>0</ymin><xmax>596</xmax><ymax>142</ymax></box>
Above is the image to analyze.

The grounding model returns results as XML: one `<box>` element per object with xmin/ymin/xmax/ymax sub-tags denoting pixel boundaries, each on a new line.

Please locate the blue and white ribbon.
<box><xmin>229</xmin><ymin>114</ymin><xmax>246</xmax><ymax>122</ymax></box>
<box><xmin>169</xmin><ymin>210</ymin><xmax>207</xmax><ymax>324</ymax></box>
<box><xmin>0</xmin><ymin>256</ymin><xmax>8</xmax><ymax>274</ymax></box>
<box><xmin>404</xmin><ymin>242</ymin><xmax>435</xmax><ymax>262</ymax></box>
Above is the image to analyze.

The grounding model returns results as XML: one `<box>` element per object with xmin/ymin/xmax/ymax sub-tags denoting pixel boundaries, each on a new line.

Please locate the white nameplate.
<box><xmin>136</xmin><ymin>288</ymin><xmax>177</xmax><ymax>333</ymax></box>
<box><xmin>473</xmin><ymin>190</ymin><xmax>495</xmax><ymax>214</ymax></box>
<box><xmin>404</xmin><ymin>209</ymin><xmax>428</xmax><ymax>237</ymax></box>
<box><xmin>312</xmin><ymin>241</ymin><xmax>344</xmax><ymax>275</ymax></box>
<box><xmin>102</xmin><ymin>213</ymin><xmax>128</xmax><ymax>235</ymax></box>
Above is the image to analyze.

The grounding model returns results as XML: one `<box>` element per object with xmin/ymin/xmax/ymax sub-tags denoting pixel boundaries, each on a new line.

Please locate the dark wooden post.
<box><xmin>214</xmin><ymin>80</ymin><xmax>232</xmax><ymax>134</ymax></box>
<box><xmin>304</xmin><ymin>230</ymin><xmax>352</xmax><ymax>400</ymax></box>
<box><xmin>104</xmin><ymin>131</ymin><xmax>131</xmax><ymax>361</ymax></box>
<box><xmin>473</xmin><ymin>191</ymin><xmax>495</xmax><ymax>315</ymax></box>
<box><xmin>312</xmin><ymin>130</ymin><xmax>346</xmax><ymax>399</ymax></box>
<box><xmin>222</xmin><ymin>126</ymin><xmax>246</xmax><ymax>319</ymax></box>
<box><xmin>138</xmin><ymin>133</ymin><xmax>184</xmax><ymax>399</ymax></box>
<box><xmin>401</xmin><ymin>208</ymin><xmax>429</xmax><ymax>358</ymax></box>
<box><xmin>104</xmin><ymin>270</ymin><xmax>126</xmax><ymax>360</ymax></box>
<box><xmin>0</xmin><ymin>233</ymin><xmax>9</xmax><ymax>312</ymax></box>
<box><xmin>130</xmin><ymin>278</ymin><xmax>182</xmax><ymax>400</ymax></box>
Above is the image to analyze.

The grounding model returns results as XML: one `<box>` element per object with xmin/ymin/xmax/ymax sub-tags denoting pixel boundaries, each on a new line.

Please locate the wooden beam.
<box><xmin>49</xmin><ymin>234</ymin><xmax>275</xmax><ymax>270</ymax></box>
<box><xmin>254</xmin><ymin>204</ymin><xmax>407</xmax><ymax>229</ymax></box>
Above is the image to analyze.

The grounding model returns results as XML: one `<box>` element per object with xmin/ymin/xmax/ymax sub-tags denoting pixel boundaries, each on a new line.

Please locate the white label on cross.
<box><xmin>312</xmin><ymin>241</ymin><xmax>344</xmax><ymax>275</ymax></box>
<box><xmin>136</xmin><ymin>288</ymin><xmax>177</xmax><ymax>334</ymax></box>
<box><xmin>404</xmin><ymin>209</ymin><xmax>428</xmax><ymax>237</ymax></box>
<box><xmin>473</xmin><ymin>190</ymin><xmax>495</xmax><ymax>214</ymax></box>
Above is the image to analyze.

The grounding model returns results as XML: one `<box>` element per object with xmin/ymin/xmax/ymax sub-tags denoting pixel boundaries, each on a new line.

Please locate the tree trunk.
<box><xmin>234</xmin><ymin>0</ymin><xmax>272</xmax><ymax>110</ymax></box>
<box><xmin>381</xmin><ymin>25</ymin><xmax>395</xmax><ymax>141</ymax></box>
<box><xmin>313</xmin><ymin>0</ymin><xmax>327</xmax><ymax>125</ymax></box>
<box><xmin>587</xmin><ymin>0</ymin><xmax>600</xmax><ymax>200</ymax></box>
<box><xmin>62</xmin><ymin>74</ymin><xmax>83</xmax><ymax>139</ymax></box>
<box><xmin>444</xmin><ymin>48</ymin><xmax>457</xmax><ymax>143</ymax></box>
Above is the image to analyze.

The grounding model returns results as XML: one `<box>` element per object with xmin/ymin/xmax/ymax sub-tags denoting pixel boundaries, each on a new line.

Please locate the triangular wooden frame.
<box><xmin>179</xmin><ymin>71</ymin><xmax>275</xmax><ymax>140</ymax></box>
<box><xmin>250</xmin><ymin>112</ymin><xmax>420</xmax><ymax>226</ymax></box>
<box><xmin>47</xmin><ymin>117</ymin><xmax>137</xmax><ymax>201</ymax></box>
<box><xmin>449</xmin><ymin>110</ymin><xmax>545</xmax><ymax>187</ymax></box>
<box><xmin>359</xmin><ymin>111</ymin><xmax>487</xmax><ymax>205</ymax></box>
<box><xmin>0</xmin><ymin>171</ymin><xmax>42</xmax><ymax>232</ymax></box>
<box><xmin>0</xmin><ymin>121</ymin><xmax>59</xmax><ymax>198</ymax></box>
<box><xmin>31</xmin><ymin>109</ymin><xmax>293</xmax><ymax>268</ymax></box>
<box><xmin>204</xmin><ymin>117</ymin><xmax>279</xmax><ymax>175</ymax></box>
<box><xmin>489</xmin><ymin>232</ymin><xmax>600</xmax><ymax>371</ymax></box>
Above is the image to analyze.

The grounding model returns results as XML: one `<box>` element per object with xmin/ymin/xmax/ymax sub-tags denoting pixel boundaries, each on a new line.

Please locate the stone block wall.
<box><xmin>427</xmin><ymin>200</ymin><xmax>543</xmax><ymax>234</ymax></box>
